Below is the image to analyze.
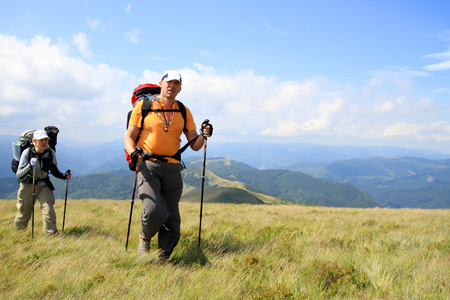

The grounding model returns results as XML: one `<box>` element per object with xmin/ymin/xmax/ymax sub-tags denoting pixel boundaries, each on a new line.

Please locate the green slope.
<box><xmin>182</xmin><ymin>187</ymin><xmax>265</xmax><ymax>204</ymax></box>
<box><xmin>0</xmin><ymin>158</ymin><xmax>379</xmax><ymax>208</ymax></box>
<box><xmin>192</xmin><ymin>158</ymin><xmax>379</xmax><ymax>208</ymax></box>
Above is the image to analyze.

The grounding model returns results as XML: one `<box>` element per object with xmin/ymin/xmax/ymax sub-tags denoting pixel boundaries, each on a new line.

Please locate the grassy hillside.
<box><xmin>0</xmin><ymin>161</ymin><xmax>378</xmax><ymax>208</ymax></box>
<box><xmin>181</xmin><ymin>186</ymin><xmax>294</xmax><ymax>205</ymax></box>
<box><xmin>182</xmin><ymin>167</ymin><xmax>297</xmax><ymax>205</ymax></box>
<box><xmin>203</xmin><ymin>158</ymin><xmax>379</xmax><ymax>208</ymax></box>
<box><xmin>183</xmin><ymin>187</ymin><xmax>264</xmax><ymax>204</ymax></box>
<box><xmin>0</xmin><ymin>199</ymin><xmax>448</xmax><ymax>299</ymax></box>
<box><xmin>2</xmin><ymin>156</ymin><xmax>449</xmax><ymax>208</ymax></box>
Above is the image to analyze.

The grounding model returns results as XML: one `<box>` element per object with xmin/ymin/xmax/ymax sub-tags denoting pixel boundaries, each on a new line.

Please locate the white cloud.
<box><xmin>73</xmin><ymin>32</ymin><xmax>92</xmax><ymax>58</ymax></box>
<box><xmin>133</xmin><ymin>69</ymin><xmax>401</xmax><ymax>147</ymax></box>
<box><xmin>266</xmin><ymin>25</ymin><xmax>288</xmax><ymax>36</ymax></box>
<box><xmin>0</xmin><ymin>34</ymin><xmax>131</xmax><ymax>142</ymax></box>
<box><xmin>435</xmin><ymin>30</ymin><xmax>450</xmax><ymax>42</ymax></box>
<box><xmin>125</xmin><ymin>4</ymin><xmax>131</xmax><ymax>14</ymax></box>
<box><xmin>0</xmin><ymin>34</ymin><xmax>449</xmax><ymax>151</ymax></box>
<box><xmin>383</xmin><ymin>121</ymin><xmax>450</xmax><ymax>141</ymax></box>
<box><xmin>87</xmin><ymin>17</ymin><xmax>104</xmax><ymax>32</ymax></box>
<box><xmin>424</xmin><ymin>51</ymin><xmax>450</xmax><ymax>61</ymax></box>
<box><xmin>423</xmin><ymin>30</ymin><xmax>450</xmax><ymax>71</ymax></box>
<box><xmin>423</xmin><ymin>58</ymin><xmax>450</xmax><ymax>71</ymax></box>
<box><xmin>124</xmin><ymin>29</ymin><xmax>141</xmax><ymax>43</ymax></box>
<box><xmin>200</xmin><ymin>50</ymin><xmax>220</xmax><ymax>59</ymax></box>
<box><xmin>170</xmin><ymin>65</ymin><xmax>449</xmax><ymax>150</ymax></box>
<box><xmin>367</xmin><ymin>67</ymin><xmax>428</xmax><ymax>91</ymax></box>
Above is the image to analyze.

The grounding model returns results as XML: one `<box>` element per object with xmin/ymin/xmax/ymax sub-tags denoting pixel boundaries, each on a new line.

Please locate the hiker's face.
<box><xmin>160</xmin><ymin>79</ymin><xmax>181</xmax><ymax>99</ymax></box>
<box><xmin>33</xmin><ymin>138</ymin><xmax>49</xmax><ymax>153</ymax></box>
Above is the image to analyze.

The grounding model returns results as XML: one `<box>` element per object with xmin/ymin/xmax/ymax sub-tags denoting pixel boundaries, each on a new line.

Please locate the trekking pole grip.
<box><xmin>201</xmin><ymin>119</ymin><xmax>212</xmax><ymax>139</ymax></box>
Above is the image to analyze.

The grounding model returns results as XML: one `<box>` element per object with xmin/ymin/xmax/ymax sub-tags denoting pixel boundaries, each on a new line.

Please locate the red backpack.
<box><xmin>131</xmin><ymin>83</ymin><xmax>161</xmax><ymax>108</ymax></box>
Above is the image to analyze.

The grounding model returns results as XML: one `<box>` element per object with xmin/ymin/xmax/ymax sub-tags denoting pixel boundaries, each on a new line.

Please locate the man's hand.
<box><xmin>130</xmin><ymin>148</ymin><xmax>144</xmax><ymax>166</ymax></box>
<box><xmin>201</xmin><ymin>120</ymin><xmax>213</xmax><ymax>138</ymax></box>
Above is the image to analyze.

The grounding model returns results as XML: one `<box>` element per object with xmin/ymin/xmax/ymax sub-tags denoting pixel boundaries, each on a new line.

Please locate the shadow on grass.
<box><xmin>171</xmin><ymin>231</ymin><xmax>248</xmax><ymax>267</ymax></box>
<box><xmin>62</xmin><ymin>225</ymin><xmax>93</xmax><ymax>237</ymax></box>
<box><xmin>173</xmin><ymin>241</ymin><xmax>209</xmax><ymax>266</ymax></box>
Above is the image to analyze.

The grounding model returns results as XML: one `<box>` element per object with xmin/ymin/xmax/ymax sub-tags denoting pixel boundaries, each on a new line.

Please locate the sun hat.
<box><xmin>161</xmin><ymin>70</ymin><xmax>182</xmax><ymax>84</ymax></box>
<box><xmin>33</xmin><ymin>130</ymin><xmax>50</xmax><ymax>140</ymax></box>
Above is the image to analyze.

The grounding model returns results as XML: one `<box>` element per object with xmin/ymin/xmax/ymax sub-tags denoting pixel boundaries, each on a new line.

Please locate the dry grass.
<box><xmin>0</xmin><ymin>199</ymin><xmax>448</xmax><ymax>299</ymax></box>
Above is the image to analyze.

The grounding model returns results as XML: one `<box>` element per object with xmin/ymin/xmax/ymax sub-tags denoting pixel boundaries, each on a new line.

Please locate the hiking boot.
<box><xmin>158</xmin><ymin>250</ymin><xmax>170</xmax><ymax>263</ymax></box>
<box><xmin>46</xmin><ymin>230</ymin><xmax>59</xmax><ymax>237</ymax></box>
<box><xmin>138</xmin><ymin>234</ymin><xmax>150</xmax><ymax>255</ymax></box>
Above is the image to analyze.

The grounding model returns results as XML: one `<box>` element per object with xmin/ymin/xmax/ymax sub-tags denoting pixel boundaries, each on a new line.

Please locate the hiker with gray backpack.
<box><xmin>13</xmin><ymin>128</ymin><xmax>71</xmax><ymax>236</ymax></box>
<box><xmin>124</xmin><ymin>70</ymin><xmax>213</xmax><ymax>260</ymax></box>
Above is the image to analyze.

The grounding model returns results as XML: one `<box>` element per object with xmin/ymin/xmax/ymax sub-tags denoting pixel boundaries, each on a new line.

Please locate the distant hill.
<box><xmin>182</xmin><ymin>187</ymin><xmax>265</xmax><ymax>205</ymax></box>
<box><xmin>0</xmin><ymin>158</ymin><xmax>377</xmax><ymax>208</ymax></box>
<box><xmin>1</xmin><ymin>135</ymin><xmax>449</xmax><ymax>208</ymax></box>
<box><xmin>377</xmin><ymin>185</ymin><xmax>450</xmax><ymax>209</ymax></box>
<box><xmin>181</xmin><ymin>166</ymin><xmax>302</xmax><ymax>205</ymax></box>
<box><xmin>206</xmin><ymin>141</ymin><xmax>450</xmax><ymax>169</ymax></box>
<box><xmin>2</xmin><ymin>136</ymin><xmax>450</xmax><ymax>178</ymax></box>
<box><xmin>187</xmin><ymin>158</ymin><xmax>379</xmax><ymax>208</ymax></box>
<box><xmin>292</xmin><ymin>156</ymin><xmax>450</xmax><ymax>209</ymax></box>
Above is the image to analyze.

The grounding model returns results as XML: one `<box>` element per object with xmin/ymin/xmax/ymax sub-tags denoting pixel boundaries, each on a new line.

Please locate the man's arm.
<box><xmin>124</xmin><ymin>125</ymin><xmax>140</xmax><ymax>154</ymax></box>
<box><xmin>186</xmin><ymin>123</ymin><xmax>212</xmax><ymax>151</ymax></box>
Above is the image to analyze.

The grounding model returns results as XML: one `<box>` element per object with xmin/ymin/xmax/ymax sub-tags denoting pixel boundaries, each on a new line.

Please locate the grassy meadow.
<box><xmin>0</xmin><ymin>199</ymin><xmax>448</xmax><ymax>299</ymax></box>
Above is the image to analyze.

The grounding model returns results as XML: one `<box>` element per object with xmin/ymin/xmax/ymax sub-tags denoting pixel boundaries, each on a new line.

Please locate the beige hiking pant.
<box><xmin>14</xmin><ymin>182</ymin><xmax>58</xmax><ymax>235</ymax></box>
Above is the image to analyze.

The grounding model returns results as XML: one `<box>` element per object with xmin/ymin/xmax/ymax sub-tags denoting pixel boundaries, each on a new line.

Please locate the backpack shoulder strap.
<box><xmin>126</xmin><ymin>110</ymin><xmax>132</xmax><ymax>129</ymax></box>
<box><xmin>133</xmin><ymin>97</ymin><xmax>153</xmax><ymax>143</ymax></box>
<box><xmin>133</xmin><ymin>98</ymin><xmax>189</xmax><ymax>159</ymax></box>
<box><xmin>48</xmin><ymin>148</ymin><xmax>54</xmax><ymax>163</ymax></box>
<box><xmin>176</xmin><ymin>100</ymin><xmax>188</xmax><ymax>132</ymax></box>
<box><xmin>145</xmin><ymin>99</ymin><xmax>188</xmax><ymax>132</ymax></box>
<box><xmin>40</xmin><ymin>149</ymin><xmax>53</xmax><ymax>173</ymax></box>
<box><xmin>140</xmin><ymin>97</ymin><xmax>152</xmax><ymax>130</ymax></box>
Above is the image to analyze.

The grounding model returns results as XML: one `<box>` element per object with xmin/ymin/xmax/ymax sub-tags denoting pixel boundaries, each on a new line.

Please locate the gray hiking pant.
<box><xmin>138</xmin><ymin>160</ymin><xmax>184</xmax><ymax>258</ymax></box>
<box><xmin>14</xmin><ymin>182</ymin><xmax>58</xmax><ymax>235</ymax></box>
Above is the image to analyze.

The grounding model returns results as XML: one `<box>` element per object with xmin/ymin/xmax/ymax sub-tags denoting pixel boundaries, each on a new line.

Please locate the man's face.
<box><xmin>160</xmin><ymin>79</ymin><xmax>182</xmax><ymax>99</ymax></box>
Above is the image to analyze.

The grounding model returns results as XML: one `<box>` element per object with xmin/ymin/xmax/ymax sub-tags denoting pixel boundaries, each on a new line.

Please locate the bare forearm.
<box><xmin>191</xmin><ymin>134</ymin><xmax>206</xmax><ymax>151</ymax></box>
<box><xmin>124</xmin><ymin>136</ymin><xmax>136</xmax><ymax>154</ymax></box>
<box><xmin>124</xmin><ymin>125</ymin><xmax>140</xmax><ymax>154</ymax></box>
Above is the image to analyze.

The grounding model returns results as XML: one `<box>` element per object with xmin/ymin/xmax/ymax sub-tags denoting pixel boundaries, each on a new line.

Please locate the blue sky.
<box><xmin>1</xmin><ymin>0</ymin><xmax>450</xmax><ymax>153</ymax></box>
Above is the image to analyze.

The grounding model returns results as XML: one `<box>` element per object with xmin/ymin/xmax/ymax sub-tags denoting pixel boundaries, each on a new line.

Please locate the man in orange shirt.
<box><xmin>124</xmin><ymin>70</ymin><xmax>212</xmax><ymax>260</ymax></box>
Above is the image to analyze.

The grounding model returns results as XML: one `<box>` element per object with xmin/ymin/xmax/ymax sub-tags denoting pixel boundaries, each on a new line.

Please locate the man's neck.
<box><xmin>159</xmin><ymin>95</ymin><xmax>175</xmax><ymax>107</ymax></box>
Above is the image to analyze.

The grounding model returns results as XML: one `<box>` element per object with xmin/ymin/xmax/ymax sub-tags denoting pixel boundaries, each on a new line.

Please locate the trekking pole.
<box><xmin>125</xmin><ymin>169</ymin><xmax>138</xmax><ymax>251</ymax></box>
<box><xmin>31</xmin><ymin>164</ymin><xmax>36</xmax><ymax>239</ymax></box>
<box><xmin>125</xmin><ymin>148</ymin><xmax>143</xmax><ymax>252</ymax></box>
<box><xmin>62</xmin><ymin>170</ymin><xmax>71</xmax><ymax>232</ymax></box>
<box><xmin>198</xmin><ymin>119</ymin><xmax>210</xmax><ymax>248</ymax></box>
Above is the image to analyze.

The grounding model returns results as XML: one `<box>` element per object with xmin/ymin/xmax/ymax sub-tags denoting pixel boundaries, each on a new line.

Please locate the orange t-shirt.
<box><xmin>128</xmin><ymin>98</ymin><xmax>196</xmax><ymax>163</ymax></box>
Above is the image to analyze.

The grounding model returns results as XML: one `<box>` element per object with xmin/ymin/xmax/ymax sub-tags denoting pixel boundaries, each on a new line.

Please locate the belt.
<box><xmin>24</xmin><ymin>176</ymin><xmax>55</xmax><ymax>191</ymax></box>
<box><xmin>25</xmin><ymin>177</ymin><xmax>44</xmax><ymax>184</ymax></box>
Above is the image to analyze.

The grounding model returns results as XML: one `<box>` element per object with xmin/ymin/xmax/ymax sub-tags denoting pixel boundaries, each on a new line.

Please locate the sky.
<box><xmin>1</xmin><ymin>0</ymin><xmax>450</xmax><ymax>153</ymax></box>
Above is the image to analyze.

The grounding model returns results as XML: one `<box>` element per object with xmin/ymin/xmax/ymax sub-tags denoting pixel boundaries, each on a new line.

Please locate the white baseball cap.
<box><xmin>33</xmin><ymin>130</ymin><xmax>50</xmax><ymax>140</ymax></box>
<box><xmin>161</xmin><ymin>70</ymin><xmax>182</xmax><ymax>84</ymax></box>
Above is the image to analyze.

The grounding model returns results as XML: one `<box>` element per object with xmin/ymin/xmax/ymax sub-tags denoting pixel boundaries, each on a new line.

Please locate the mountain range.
<box><xmin>291</xmin><ymin>156</ymin><xmax>450</xmax><ymax>209</ymax></box>
<box><xmin>1</xmin><ymin>135</ymin><xmax>449</xmax><ymax>208</ymax></box>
